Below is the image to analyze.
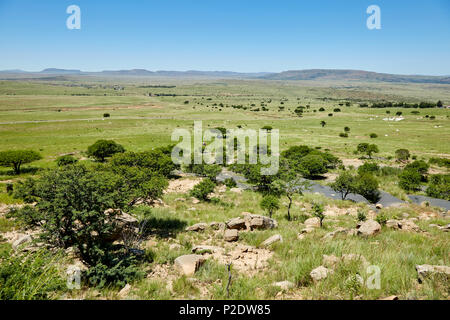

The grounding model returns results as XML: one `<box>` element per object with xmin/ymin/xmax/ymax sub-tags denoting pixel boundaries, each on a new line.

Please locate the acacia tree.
<box><xmin>272</xmin><ymin>161</ymin><xmax>311</xmax><ymax>221</ymax></box>
<box><xmin>395</xmin><ymin>149</ymin><xmax>410</xmax><ymax>162</ymax></box>
<box><xmin>0</xmin><ymin>150</ymin><xmax>42</xmax><ymax>174</ymax></box>
<box><xmin>330</xmin><ymin>171</ymin><xmax>357</xmax><ymax>200</ymax></box>
<box><xmin>260</xmin><ymin>195</ymin><xmax>280</xmax><ymax>218</ymax></box>
<box><xmin>356</xmin><ymin>143</ymin><xmax>379</xmax><ymax>159</ymax></box>
<box><xmin>87</xmin><ymin>140</ymin><xmax>125</xmax><ymax>162</ymax></box>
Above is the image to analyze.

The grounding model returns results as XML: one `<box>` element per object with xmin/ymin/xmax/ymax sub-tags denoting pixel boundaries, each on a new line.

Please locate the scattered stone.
<box><xmin>186</xmin><ymin>223</ymin><xmax>208</xmax><ymax>232</ymax></box>
<box><xmin>272</xmin><ymin>281</ymin><xmax>295</xmax><ymax>291</ymax></box>
<box><xmin>375</xmin><ymin>204</ymin><xmax>383</xmax><ymax>210</ymax></box>
<box><xmin>415</xmin><ymin>264</ymin><xmax>450</xmax><ymax>283</ymax></box>
<box><xmin>242</xmin><ymin>213</ymin><xmax>278</xmax><ymax>230</ymax></box>
<box><xmin>300</xmin><ymin>227</ymin><xmax>315</xmax><ymax>234</ymax></box>
<box><xmin>438</xmin><ymin>224</ymin><xmax>450</xmax><ymax>232</ymax></box>
<box><xmin>230</xmin><ymin>188</ymin><xmax>242</xmax><ymax>194</ymax></box>
<box><xmin>192</xmin><ymin>198</ymin><xmax>200</xmax><ymax>204</ymax></box>
<box><xmin>386</xmin><ymin>219</ymin><xmax>402</xmax><ymax>230</ymax></box>
<box><xmin>304</xmin><ymin>217</ymin><xmax>321</xmax><ymax>228</ymax></box>
<box><xmin>226</xmin><ymin>217</ymin><xmax>247</xmax><ymax>230</ymax></box>
<box><xmin>12</xmin><ymin>235</ymin><xmax>32</xmax><ymax>251</ymax></box>
<box><xmin>169</xmin><ymin>243</ymin><xmax>182</xmax><ymax>250</ymax></box>
<box><xmin>118</xmin><ymin>284</ymin><xmax>132</xmax><ymax>299</ymax></box>
<box><xmin>379</xmin><ymin>295</ymin><xmax>399</xmax><ymax>300</ymax></box>
<box><xmin>322</xmin><ymin>254</ymin><xmax>340</xmax><ymax>268</ymax></box>
<box><xmin>174</xmin><ymin>198</ymin><xmax>186</xmax><ymax>202</ymax></box>
<box><xmin>187</xmin><ymin>207</ymin><xmax>197</xmax><ymax>211</ymax></box>
<box><xmin>400</xmin><ymin>219</ymin><xmax>421</xmax><ymax>232</ymax></box>
<box><xmin>341</xmin><ymin>254</ymin><xmax>370</xmax><ymax>268</ymax></box>
<box><xmin>310</xmin><ymin>266</ymin><xmax>334</xmax><ymax>282</ymax></box>
<box><xmin>357</xmin><ymin>219</ymin><xmax>381</xmax><ymax>237</ymax></box>
<box><xmin>174</xmin><ymin>254</ymin><xmax>205</xmax><ymax>276</ymax></box>
<box><xmin>224</xmin><ymin>229</ymin><xmax>239</xmax><ymax>242</ymax></box>
<box><xmin>209</xmin><ymin>221</ymin><xmax>225</xmax><ymax>230</ymax></box>
<box><xmin>323</xmin><ymin>227</ymin><xmax>348</xmax><ymax>239</ymax></box>
<box><xmin>261</xmin><ymin>234</ymin><xmax>282</xmax><ymax>247</ymax></box>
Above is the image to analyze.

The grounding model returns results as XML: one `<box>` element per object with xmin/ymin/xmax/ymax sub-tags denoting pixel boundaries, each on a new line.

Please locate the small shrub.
<box><xmin>357</xmin><ymin>210</ymin><xmax>367</xmax><ymax>222</ymax></box>
<box><xmin>224</xmin><ymin>178</ymin><xmax>237</xmax><ymax>188</ymax></box>
<box><xmin>339</xmin><ymin>133</ymin><xmax>349</xmax><ymax>138</ymax></box>
<box><xmin>190</xmin><ymin>178</ymin><xmax>216</xmax><ymax>201</ymax></box>
<box><xmin>369</xmin><ymin>133</ymin><xmax>378</xmax><ymax>139</ymax></box>
<box><xmin>56</xmin><ymin>155</ymin><xmax>78</xmax><ymax>167</ymax></box>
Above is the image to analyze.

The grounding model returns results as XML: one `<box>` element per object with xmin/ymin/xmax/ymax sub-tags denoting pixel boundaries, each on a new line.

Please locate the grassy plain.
<box><xmin>0</xmin><ymin>76</ymin><xmax>449</xmax><ymax>300</ymax></box>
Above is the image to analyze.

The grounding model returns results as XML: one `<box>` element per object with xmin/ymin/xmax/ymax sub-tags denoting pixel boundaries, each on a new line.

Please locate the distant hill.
<box><xmin>40</xmin><ymin>68</ymin><xmax>82</xmax><ymax>74</ymax></box>
<box><xmin>0</xmin><ymin>68</ymin><xmax>448</xmax><ymax>83</ymax></box>
<box><xmin>259</xmin><ymin>69</ymin><xmax>450</xmax><ymax>84</ymax></box>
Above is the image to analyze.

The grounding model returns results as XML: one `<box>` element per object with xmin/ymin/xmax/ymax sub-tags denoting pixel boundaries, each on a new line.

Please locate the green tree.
<box><xmin>0</xmin><ymin>150</ymin><xmax>42</xmax><ymax>174</ymax></box>
<box><xmin>260</xmin><ymin>195</ymin><xmax>280</xmax><ymax>218</ymax></box>
<box><xmin>426</xmin><ymin>174</ymin><xmax>450</xmax><ymax>200</ymax></box>
<box><xmin>330</xmin><ymin>171</ymin><xmax>357</xmax><ymax>200</ymax></box>
<box><xmin>395</xmin><ymin>149</ymin><xmax>410</xmax><ymax>162</ymax></box>
<box><xmin>320</xmin><ymin>121</ymin><xmax>327</xmax><ymax>128</ymax></box>
<box><xmin>399</xmin><ymin>169</ymin><xmax>422</xmax><ymax>191</ymax></box>
<box><xmin>299</xmin><ymin>155</ymin><xmax>327</xmax><ymax>178</ymax></box>
<box><xmin>87</xmin><ymin>140</ymin><xmax>125</xmax><ymax>162</ymax></box>
<box><xmin>356</xmin><ymin>143</ymin><xmax>379</xmax><ymax>159</ymax></box>
<box><xmin>356</xmin><ymin>174</ymin><xmax>380</xmax><ymax>203</ymax></box>
<box><xmin>312</xmin><ymin>202</ymin><xmax>325</xmax><ymax>228</ymax></box>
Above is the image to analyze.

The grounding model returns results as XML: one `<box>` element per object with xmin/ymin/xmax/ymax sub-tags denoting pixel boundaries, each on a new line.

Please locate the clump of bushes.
<box><xmin>190</xmin><ymin>178</ymin><xmax>216</xmax><ymax>201</ymax></box>
<box><xmin>56</xmin><ymin>155</ymin><xmax>78</xmax><ymax>167</ymax></box>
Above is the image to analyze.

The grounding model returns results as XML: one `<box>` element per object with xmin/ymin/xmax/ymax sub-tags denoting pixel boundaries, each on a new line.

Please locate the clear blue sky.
<box><xmin>0</xmin><ymin>0</ymin><xmax>449</xmax><ymax>75</ymax></box>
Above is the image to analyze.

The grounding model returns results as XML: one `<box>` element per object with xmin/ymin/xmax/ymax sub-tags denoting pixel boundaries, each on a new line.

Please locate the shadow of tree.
<box><xmin>140</xmin><ymin>217</ymin><xmax>188</xmax><ymax>239</ymax></box>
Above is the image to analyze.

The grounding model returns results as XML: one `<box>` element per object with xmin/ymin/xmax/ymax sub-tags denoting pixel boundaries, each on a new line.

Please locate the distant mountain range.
<box><xmin>1</xmin><ymin>68</ymin><xmax>449</xmax><ymax>84</ymax></box>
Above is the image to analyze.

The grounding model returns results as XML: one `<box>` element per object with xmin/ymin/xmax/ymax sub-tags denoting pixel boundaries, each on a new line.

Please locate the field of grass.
<box><xmin>0</xmin><ymin>77</ymin><xmax>448</xmax><ymax>300</ymax></box>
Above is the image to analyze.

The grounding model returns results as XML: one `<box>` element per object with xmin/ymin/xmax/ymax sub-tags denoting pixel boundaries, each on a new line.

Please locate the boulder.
<box><xmin>272</xmin><ymin>281</ymin><xmax>295</xmax><ymax>291</ymax></box>
<box><xmin>261</xmin><ymin>234</ymin><xmax>282</xmax><ymax>247</ymax></box>
<box><xmin>186</xmin><ymin>223</ymin><xmax>208</xmax><ymax>232</ymax></box>
<box><xmin>322</xmin><ymin>254</ymin><xmax>340</xmax><ymax>268</ymax></box>
<box><xmin>386</xmin><ymin>219</ymin><xmax>401</xmax><ymax>230</ymax></box>
<box><xmin>226</xmin><ymin>218</ymin><xmax>246</xmax><ymax>230</ymax></box>
<box><xmin>400</xmin><ymin>220</ymin><xmax>421</xmax><ymax>232</ymax></box>
<box><xmin>118</xmin><ymin>284</ymin><xmax>132</xmax><ymax>299</ymax></box>
<box><xmin>12</xmin><ymin>235</ymin><xmax>32</xmax><ymax>251</ymax></box>
<box><xmin>310</xmin><ymin>266</ymin><xmax>333</xmax><ymax>282</ymax></box>
<box><xmin>375</xmin><ymin>204</ymin><xmax>383</xmax><ymax>210</ymax></box>
<box><xmin>224</xmin><ymin>229</ymin><xmax>239</xmax><ymax>242</ymax></box>
<box><xmin>415</xmin><ymin>264</ymin><xmax>450</xmax><ymax>283</ymax></box>
<box><xmin>209</xmin><ymin>222</ymin><xmax>225</xmax><ymax>230</ymax></box>
<box><xmin>304</xmin><ymin>217</ymin><xmax>321</xmax><ymax>228</ymax></box>
<box><xmin>323</xmin><ymin>227</ymin><xmax>348</xmax><ymax>239</ymax></box>
<box><xmin>243</xmin><ymin>213</ymin><xmax>278</xmax><ymax>230</ymax></box>
<box><xmin>357</xmin><ymin>219</ymin><xmax>381</xmax><ymax>237</ymax></box>
<box><xmin>174</xmin><ymin>254</ymin><xmax>205</xmax><ymax>276</ymax></box>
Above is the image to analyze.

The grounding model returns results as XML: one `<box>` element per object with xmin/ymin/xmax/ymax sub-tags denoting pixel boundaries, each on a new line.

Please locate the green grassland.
<box><xmin>0</xmin><ymin>77</ymin><xmax>449</xmax><ymax>300</ymax></box>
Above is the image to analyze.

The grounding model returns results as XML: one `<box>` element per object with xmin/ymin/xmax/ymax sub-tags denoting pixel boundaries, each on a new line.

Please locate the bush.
<box><xmin>190</xmin><ymin>178</ymin><xmax>216</xmax><ymax>201</ymax></box>
<box><xmin>333</xmin><ymin>108</ymin><xmax>341</xmax><ymax>112</ymax></box>
<box><xmin>103</xmin><ymin>113</ymin><xmax>110</xmax><ymax>118</ymax></box>
<box><xmin>358</xmin><ymin>162</ymin><xmax>380</xmax><ymax>176</ymax></box>
<box><xmin>369</xmin><ymin>133</ymin><xmax>378</xmax><ymax>139</ymax></box>
<box><xmin>56</xmin><ymin>155</ymin><xmax>78</xmax><ymax>167</ymax></box>
<box><xmin>395</xmin><ymin>149</ymin><xmax>410</xmax><ymax>162</ymax></box>
<box><xmin>0</xmin><ymin>150</ymin><xmax>42</xmax><ymax>174</ymax></box>
<box><xmin>261</xmin><ymin>126</ymin><xmax>273</xmax><ymax>131</ymax></box>
<box><xmin>319</xmin><ymin>107</ymin><xmax>325</xmax><ymax>112</ymax></box>
<box><xmin>429</xmin><ymin>157</ymin><xmax>450</xmax><ymax>168</ymax></box>
<box><xmin>187</xmin><ymin>163</ymin><xmax>222</xmax><ymax>181</ymax></box>
<box><xmin>299</xmin><ymin>155</ymin><xmax>327</xmax><ymax>178</ymax></box>
<box><xmin>344</xmin><ymin>127</ymin><xmax>350</xmax><ymax>132</ymax></box>
<box><xmin>260</xmin><ymin>195</ymin><xmax>280</xmax><ymax>218</ymax></box>
<box><xmin>356</xmin><ymin>174</ymin><xmax>380</xmax><ymax>203</ymax></box>
<box><xmin>399</xmin><ymin>169</ymin><xmax>422</xmax><ymax>191</ymax></box>
<box><xmin>339</xmin><ymin>133</ymin><xmax>348</xmax><ymax>138</ymax></box>
<box><xmin>426</xmin><ymin>174</ymin><xmax>450</xmax><ymax>200</ymax></box>
<box><xmin>87</xmin><ymin>140</ymin><xmax>125</xmax><ymax>162</ymax></box>
<box><xmin>224</xmin><ymin>178</ymin><xmax>237</xmax><ymax>188</ymax></box>
<box><xmin>405</xmin><ymin>160</ymin><xmax>429</xmax><ymax>176</ymax></box>
<box><xmin>375</xmin><ymin>212</ymin><xmax>388</xmax><ymax>226</ymax></box>
<box><xmin>357</xmin><ymin>210</ymin><xmax>367</xmax><ymax>222</ymax></box>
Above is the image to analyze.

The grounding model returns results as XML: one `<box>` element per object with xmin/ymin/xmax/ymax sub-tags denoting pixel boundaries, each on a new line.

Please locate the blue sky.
<box><xmin>0</xmin><ymin>0</ymin><xmax>449</xmax><ymax>75</ymax></box>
